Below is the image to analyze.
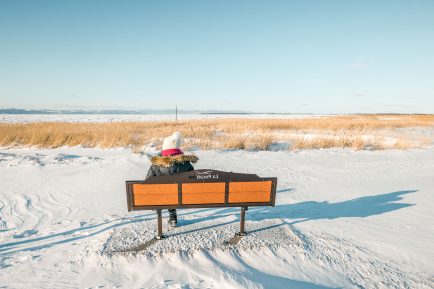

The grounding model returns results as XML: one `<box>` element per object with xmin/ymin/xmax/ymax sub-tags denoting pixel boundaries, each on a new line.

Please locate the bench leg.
<box><xmin>156</xmin><ymin>209</ymin><xmax>165</xmax><ymax>240</ymax></box>
<box><xmin>237</xmin><ymin>206</ymin><xmax>248</xmax><ymax>236</ymax></box>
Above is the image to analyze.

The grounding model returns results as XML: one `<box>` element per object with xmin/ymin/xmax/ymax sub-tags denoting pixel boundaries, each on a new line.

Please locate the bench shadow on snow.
<box><xmin>178</xmin><ymin>190</ymin><xmax>417</xmax><ymax>234</ymax></box>
<box><xmin>261</xmin><ymin>189</ymin><xmax>417</xmax><ymax>223</ymax></box>
<box><xmin>0</xmin><ymin>190</ymin><xmax>416</xmax><ymax>257</ymax></box>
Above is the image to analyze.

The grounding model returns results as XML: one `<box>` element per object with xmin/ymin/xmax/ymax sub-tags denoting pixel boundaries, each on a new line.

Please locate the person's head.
<box><xmin>161</xmin><ymin>131</ymin><xmax>183</xmax><ymax>156</ymax></box>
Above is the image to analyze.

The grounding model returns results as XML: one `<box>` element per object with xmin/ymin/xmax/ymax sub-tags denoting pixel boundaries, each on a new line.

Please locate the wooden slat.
<box><xmin>182</xmin><ymin>182</ymin><xmax>226</xmax><ymax>205</ymax></box>
<box><xmin>228</xmin><ymin>181</ymin><xmax>272</xmax><ymax>203</ymax></box>
<box><xmin>133</xmin><ymin>184</ymin><xmax>178</xmax><ymax>206</ymax></box>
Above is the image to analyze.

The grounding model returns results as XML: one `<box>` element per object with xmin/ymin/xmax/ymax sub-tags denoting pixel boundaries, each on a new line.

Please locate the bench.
<box><xmin>126</xmin><ymin>169</ymin><xmax>277</xmax><ymax>239</ymax></box>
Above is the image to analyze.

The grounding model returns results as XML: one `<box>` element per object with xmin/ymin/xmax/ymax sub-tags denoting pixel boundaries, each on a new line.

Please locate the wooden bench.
<box><xmin>126</xmin><ymin>169</ymin><xmax>277</xmax><ymax>239</ymax></box>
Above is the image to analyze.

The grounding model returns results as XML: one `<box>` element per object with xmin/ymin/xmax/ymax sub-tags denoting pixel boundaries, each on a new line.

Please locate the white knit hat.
<box><xmin>162</xmin><ymin>131</ymin><xmax>183</xmax><ymax>150</ymax></box>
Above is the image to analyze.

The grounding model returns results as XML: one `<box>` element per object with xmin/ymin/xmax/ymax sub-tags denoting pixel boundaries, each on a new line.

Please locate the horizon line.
<box><xmin>0</xmin><ymin>108</ymin><xmax>432</xmax><ymax>116</ymax></box>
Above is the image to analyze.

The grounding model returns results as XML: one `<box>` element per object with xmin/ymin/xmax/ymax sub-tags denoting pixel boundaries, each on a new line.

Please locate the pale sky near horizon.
<box><xmin>0</xmin><ymin>0</ymin><xmax>433</xmax><ymax>113</ymax></box>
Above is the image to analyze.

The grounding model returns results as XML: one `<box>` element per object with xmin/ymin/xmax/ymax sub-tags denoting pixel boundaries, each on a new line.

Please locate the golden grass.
<box><xmin>392</xmin><ymin>138</ymin><xmax>413</xmax><ymax>150</ymax></box>
<box><xmin>222</xmin><ymin>134</ymin><xmax>274</xmax><ymax>151</ymax></box>
<box><xmin>0</xmin><ymin>114</ymin><xmax>433</xmax><ymax>151</ymax></box>
<box><xmin>289</xmin><ymin>134</ymin><xmax>386</xmax><ymax>150</ymax></box>
<box><xmin>223</xmin><ymin>137</ymin><xmax>246</xmax><ymax>150</ymax></box>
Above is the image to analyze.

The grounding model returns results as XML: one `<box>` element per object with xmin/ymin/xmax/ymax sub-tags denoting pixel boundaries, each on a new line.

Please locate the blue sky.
<box><xmin>0</xmin><ymin>0</ymin><xmax>433</xmax><ymax>113</ymax></box>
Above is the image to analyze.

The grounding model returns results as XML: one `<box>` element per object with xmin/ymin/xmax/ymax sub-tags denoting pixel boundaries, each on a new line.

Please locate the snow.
<box><xmin>1</xmin><ymin>147</ymin><xmax>434</xmax><ymax>288</ymax></box>
<box><xmin>0</xmin><ymin>114</ymin><xmax>324</xmax><ymax>123</ymax></box>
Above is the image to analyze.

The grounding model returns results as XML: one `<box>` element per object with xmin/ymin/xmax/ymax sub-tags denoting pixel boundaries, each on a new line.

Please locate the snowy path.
<box><xmin>0</xmin><ymin>148</ymin><xmax>433</xmax><ymax>288</ymax></box>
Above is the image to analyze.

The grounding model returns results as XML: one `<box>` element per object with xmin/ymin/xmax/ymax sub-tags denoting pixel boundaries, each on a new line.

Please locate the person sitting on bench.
<box><xmin>145</xmin><ymin>131</ymin><xmax>198</xmax><ymax>227</ymax></box>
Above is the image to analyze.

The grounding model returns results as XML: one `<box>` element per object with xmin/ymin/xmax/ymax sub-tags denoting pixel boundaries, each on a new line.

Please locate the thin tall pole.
<box><xmin>175</xmin><ymin>105</ymin><xmax>178</xmax><ymax>121</ymax></box>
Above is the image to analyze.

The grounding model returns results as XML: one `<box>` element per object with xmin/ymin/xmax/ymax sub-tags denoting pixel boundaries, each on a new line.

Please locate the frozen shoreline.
<box><xmin>1</xmin><ymin>147</ymin><xmax>433</xmax><ymax>288</ymax></box>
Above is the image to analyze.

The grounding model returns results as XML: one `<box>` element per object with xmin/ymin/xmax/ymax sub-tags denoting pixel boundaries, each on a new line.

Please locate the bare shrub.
<box><xmin>245</xmin><ymin>135</ymin><xmax>274</xmax><ymax>151</ymax></box>
<box><xmin>223</xmin><ymin>137</ymin><xmax>246</xmax><ymax>150</ymax></box>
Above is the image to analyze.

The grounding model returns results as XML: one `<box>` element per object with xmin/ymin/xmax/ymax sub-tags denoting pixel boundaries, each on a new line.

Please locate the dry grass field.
<box><xmin>0</xmin><ymin>114</ymin><xmax>433</xmax><ymax>151</ymax></box>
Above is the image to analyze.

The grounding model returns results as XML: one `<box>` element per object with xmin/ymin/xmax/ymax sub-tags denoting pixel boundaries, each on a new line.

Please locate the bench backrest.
<box><xmin>126</xmin><ymin>169</ymin><xmax>277</xmax><ymax>211</ymax></box>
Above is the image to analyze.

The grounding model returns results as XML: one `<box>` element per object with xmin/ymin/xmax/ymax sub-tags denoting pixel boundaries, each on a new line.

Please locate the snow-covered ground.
<box><xmin>0</xmin><ymin>113</ymin><xmax>324</xmax><ymax>123</ymax></box>
<box><xmin>1</xmin><ymin>147</ymin><xmax>433</xmax><ymax>288</ymax></box>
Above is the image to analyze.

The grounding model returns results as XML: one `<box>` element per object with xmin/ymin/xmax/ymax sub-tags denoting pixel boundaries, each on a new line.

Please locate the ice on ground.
<box><xmin>0</xmin><ymin>147</ymin><xmax>434</xmax><ymax>288</ymax></box>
